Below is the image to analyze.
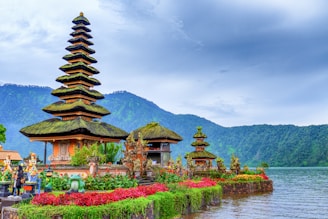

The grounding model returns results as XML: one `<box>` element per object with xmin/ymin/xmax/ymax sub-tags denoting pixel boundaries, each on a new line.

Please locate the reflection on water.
<box><xmin>182</xmin><ymin>167</ymin><xmax>328</xmax><ymax>219</ymax></box>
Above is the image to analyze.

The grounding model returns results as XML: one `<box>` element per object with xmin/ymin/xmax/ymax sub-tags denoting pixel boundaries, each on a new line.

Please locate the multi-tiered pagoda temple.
<box><xmin>20</xmin><ymin>13</ymin><xmax>128</xmax><ymax>164</ymax></box>
<box><xmin>186</xmin><ymin>127</ymin><xmax>216</xmax><ymax>170</ymax></box>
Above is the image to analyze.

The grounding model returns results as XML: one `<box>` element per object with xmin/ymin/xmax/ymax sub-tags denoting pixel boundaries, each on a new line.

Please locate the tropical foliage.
<box><xmin>70</xmin><ymin>144</ymin><xmax>106</xmax><ymax>166</ymax></box>
<box><xmin>0</xmin><ymin>124</ymin><xmax>6</xmax><ymax>144</ymax></box>
<box><xmin>99</xmin><ymin>143</ymin><xmax>123</xmax><ymax>163</ymax></box>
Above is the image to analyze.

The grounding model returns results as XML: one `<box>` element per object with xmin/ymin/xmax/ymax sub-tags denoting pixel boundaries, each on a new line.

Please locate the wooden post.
<box><xmin>44</xmin><ymin>142</ymin><xmax>47</xmax><ymax>164</ymax></box>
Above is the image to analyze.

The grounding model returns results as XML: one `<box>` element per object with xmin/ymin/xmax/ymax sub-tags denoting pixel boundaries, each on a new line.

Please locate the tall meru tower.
<box><xmin>20</xmin><ymin>12</ymin><xmax>128</xmax><ymax>164</ymax></box>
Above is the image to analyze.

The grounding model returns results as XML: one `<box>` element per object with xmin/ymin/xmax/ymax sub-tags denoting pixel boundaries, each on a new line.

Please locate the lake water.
<box><xmin>183</xmin><ymin>167</ymin><xmax>328</xmax><ymax>219</ymax></box>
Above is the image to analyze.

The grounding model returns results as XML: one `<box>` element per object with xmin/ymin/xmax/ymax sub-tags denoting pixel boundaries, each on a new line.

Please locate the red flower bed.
<box><xmin>32</xmin><ymin>183</ymin><xmax>168</xmax><ymax>206</ymax></box>
<box><xmin>257</xmin><ymin>174</ymin><xmax>269</xmax><ymax>180</ymax></box>
<box><xmin>179</xmin><ymin>178</ymin><xmax>217</xmax><ymax>188</ymax></box>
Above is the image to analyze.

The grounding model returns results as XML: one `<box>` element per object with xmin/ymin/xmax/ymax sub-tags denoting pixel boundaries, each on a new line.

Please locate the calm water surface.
<box><xmin>183</xmin><ymin>167</ymin><xmax>328</xmax><ymax>219</ymax></box>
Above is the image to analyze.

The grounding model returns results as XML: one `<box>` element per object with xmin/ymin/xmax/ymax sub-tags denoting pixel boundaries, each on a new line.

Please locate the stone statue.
<box><xmin>3</xmin><ymin>155</ymin><xmax>12</xmax><ymax>172</ymax></box>
<box><xmin>2</xmin><ymin>155</ymin><xmax>12</xmax><ymax>181</ymax></box>
<box><xmin>67</xmin><ymin>174</ymin><xmax>85</xmax><ymax>193</ymax></box>
<box><xmin>27</xmin><ymin>152</ymin><xmax>38</xmax><ymax>182</ymax></box>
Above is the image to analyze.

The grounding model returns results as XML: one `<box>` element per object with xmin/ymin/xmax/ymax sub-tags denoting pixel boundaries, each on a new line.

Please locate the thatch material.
<box><xmin>60</xmin><ymin>61</ymin><xmax>99</xmax><ymax>74</ymax></box>
<box><xmin>70</xmin><ymin>31</ymin><xmax>92</xmax><ymax>39</ymax></box>
<box><xmin>56</xmin><ymin>73</ymin><xmax>100</xmax><ymax>85</ymax></box>
<box><xmin>185</xmin><ymin>151</ymin><xmax>216</xmax><ymax>159</ymax></box>
<box><xmin>43</xmin><ymin>100</ymin><xmax>110</xmax><ymax>116</ymax></box>
<box><xmin>51</xmin><ymin>86</ymin><xmax>104</xmax><ymax>99</ymax></box>
<box><xmin>191</xmin><ymin>141</ymin><xmax>210</xmax><ymax>147</ymax></box>
<box><xmin>20</xmin><ymin>117</ymin><xmax>128</xmax><ymax>139</ymax></box>
<box><xmin>63</xmin><ymin>53</ymin><xmax>97</xmax><ymax>63</ymax></box>
<box><xmin>72</xmin><ymin>24</ymin><xmax>91</xmax><ymax>32</ymax></box>
<box><xmin>68</xmin><ymin>37</ymin><xmax>93</xmax><ymax>46</ymax></box>
<box><xmin>66</xmin><ymin>44</ymin><xmax>95</xmax><ymax>54</ymax></box>
<box><xmin>130</xmin><ymin>122</ymin><xmax>182</xmax><ymax>141</ymax></box>
<box><xmin>193</xmin><ymin>126</ymin><xmax>207</xmax><ymax>138</ymax></box>
<box><xmin>72</xmin><ymin>12</ymin><xmax>90</xmax><ymax>25</ymax></box>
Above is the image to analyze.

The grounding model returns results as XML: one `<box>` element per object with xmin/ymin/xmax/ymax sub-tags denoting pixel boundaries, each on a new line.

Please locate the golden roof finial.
<box><xmin>80</xmin><ymin>12</ymin><xmax>84</xmax><ymax>17</ymax></box>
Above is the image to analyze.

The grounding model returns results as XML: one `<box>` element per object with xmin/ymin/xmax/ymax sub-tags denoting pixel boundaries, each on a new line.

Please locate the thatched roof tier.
<box><xmin>60</xmin><ymin>62</ymin><xmax>99</xmax><ymax>74</ymax></box>
<box><xmin>51</xmin><ymin>86</ymin><xmax>104</xmax><ymax>99</ymax></box>
<box><xmin>130</xmin><ymin>122</ymin><xmax>183</xmax><ymax>143</ymax></box>
<box><xmin>66</xmin><ymin>44</ymin><xmax>95</xmax><ymax>54</ymax></box>
<box><xmin>191</xmin><ymin>141</ymin><xmax>210</xmax><ymax>147</ymax></box>
<box><xmin>51</xmin><ymin>86</ymin><xmax>104</xmax><ymax>100</ymax></box>
<box><xmin>185</xmin><ymin>151</ymin><xmax>216</xmax><ymax>159</ymax></box>
<box><xmin>70</xmin><ymin>31</ymin><xmax>92</xmax><ymax>39</ymax></box>
<box><xmin>72</xmin><ymin>24</ymin><xmax>91</xmax><ymax>32</ymax></box>
<box><xmin>63</xmin><ymin>53</ymin><xmax>97</xmax><ymax>64</ymax></box>
<box><xmin>193</xmin><ymin>126</ymin><xmax>207</xmax><ymax>138</ymax></box>
<box><xmin>68</xmin><ymin>37</ymin><xmax>94</xmax><ymax>46</ymax></box>
<box><xmin>73</xmin><ymin>12</ymin><xmax>90</xmax><ymax>25</ymax></box>
<box><xmin>56</xmin><ymin>73</ymin><xmax>100</xmax><ymax>85</ymax></box>
<box><xmin>43</xmin><ymin>100</ymin><xmax>110</xmax><ymax>116</ymax></box>
<box><xmin>20</xmin><ymin>117</ymin><xmax>128</xmax><ymax>140</ymax></box>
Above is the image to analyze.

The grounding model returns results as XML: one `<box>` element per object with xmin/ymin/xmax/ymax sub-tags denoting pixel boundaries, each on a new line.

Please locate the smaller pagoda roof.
<box><xmin>191</xmin><ymin>141</ymin><xmax>210</xmax><ymax>147</ymax></box>
<box><xmin>43</xmin><ymin>100</ymin><xmax>110</xmax><ymax>116</ymax></box>
<box><xmin>20</xmin><ymin>117</ymin><xmax>128</xmax><ymax>139</ymax></box>
<box><xmin>51</xmin><ymin>86</ymin><xmax>104</xmax><ymax>100</ymax></box>
<box><xmin>66</xmin><ymin>44</ymin><xmax>95</xmax><ymax>54</ymax></box>
<box><xmin>56</xmin><ymin>73</ymin><xmax>100</xmax><ymax>85</ymax></box>
<box><xmin>70</xmin><ymin>31</ymin><xmax>92</xmax><ymax>39</ymax></box>
<box><xmin>63</xmin><ymin>53</ymin><xmax>97</xmax><ymax>64</ymax></box>
<box><xmin>130</xmin><ymin>122</ymin><xmax>183</xmax><ymax>142</ymax></box>
<box><xmin>68</xmin><ymin>37</ymin><xmax>94</xmax><ymax>46</ymax></box>
<box><xmin>73</xmin><ymin>12</ymin><xmax>90</xmax><ymax>25</ymax></box>
<box><xmin>72</xmin><ymin>24</ymin><xmax>91</xmax><ymax>32</ymax></box>
<box><xmin>185</xmin><ymin>151</ymin><xmax>217</xmax><ymax>159</ymax></box>
<box><xmin>60</xmin><ymin>62</ymin><xmax>99</xmax><ymax>74</ymax></box>
<box><xmin>193</xmin><ymin>126</ymin><xmax>207</xmax><ymax>138</ymax></box>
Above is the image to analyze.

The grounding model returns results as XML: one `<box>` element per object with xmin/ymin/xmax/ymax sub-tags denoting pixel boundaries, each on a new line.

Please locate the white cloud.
<box><xmin>1</xmin><ymin>0</ymin><xmax>328</xmax><ymax>126</ymax></box>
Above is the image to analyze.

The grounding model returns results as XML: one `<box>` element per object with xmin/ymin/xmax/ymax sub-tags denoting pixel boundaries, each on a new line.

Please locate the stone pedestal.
<box><xmin>0</xmin><ymin>182</ymin><xmax>12</xmax><ymax>197</ymax></box>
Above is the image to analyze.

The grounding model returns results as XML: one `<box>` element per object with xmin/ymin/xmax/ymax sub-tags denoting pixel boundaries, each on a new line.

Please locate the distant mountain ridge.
<box><xmin>0</xmin><ymin>84</ymin><xmax>327</xmax><ymax>167</ymax></box>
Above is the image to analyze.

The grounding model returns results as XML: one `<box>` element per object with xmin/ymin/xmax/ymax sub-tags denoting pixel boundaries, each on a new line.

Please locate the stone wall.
<box><xmin>219</xmin><ymin>180</ymin><xmax>273</xmax><ymax>196</ymax></box>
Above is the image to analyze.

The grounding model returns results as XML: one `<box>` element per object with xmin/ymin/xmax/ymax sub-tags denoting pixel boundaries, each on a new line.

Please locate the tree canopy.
<box><xmin>0</xmin><ymin>124</ymin><xmax>6</xmax><ymax>144</ymax></box>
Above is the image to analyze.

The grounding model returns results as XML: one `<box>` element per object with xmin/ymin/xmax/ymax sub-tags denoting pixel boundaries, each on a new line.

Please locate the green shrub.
<box><xmin>147</xmin><ymin>192</ymin><xmax>179</xmax><ymax>219</ymax></box>
<box><xmin>18</xmin><ymin>197</ymin><xmax>151</xmax><ymax>219</ymax></box>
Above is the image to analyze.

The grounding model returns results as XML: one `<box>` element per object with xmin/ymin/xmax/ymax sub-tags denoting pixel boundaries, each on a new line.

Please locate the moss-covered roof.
<box><xmin>63</xmin><ymin>53</ymin><xmax>97</xmax><ymax>64</ymax></box>
<box><xmin>191</xmin><ymin>141</ymin><xmax>210</xmax><ymax>147</ymax></box>
<box><xmin>56</xmin><ymin>73</ymin><xmax>100</xmax><ymax>85</ymax></box>
<box><xmin>20</xmin><ymin>117</ymin><xmax>128</xmax><ymax>139</ymax></box>
<box><xmin>43</xmin><ymin>100</ymin><xmax>110</xmax><ymax>116</ymax></box>
<box><xmin>185</xmin><ymin>151</ymin><xmax>217</xmax><ymax>159</ymax></box>
<box><xmin>72</xmin><ymin>12</ymin><xmax>90</xmax><ymax>25</ymax></box>
<box><xmin>72</xmin><ymin>24</ymin><xmax>91</xmax><ymax>32</ymax></box>
<box><xmin>60</xmin><ymin>62</ymin><xmax>99</xmax><ymax>74</ymax></box>
<box><xmin>68</xmin><ymin>37</ymin><xmax>94</xmax><ymax>46</ymax></box>
<box><xmin>66</xmin><ymin>44</ymin><xmax>95</xmax><ymax>54</ymax></box>
<box><xmin>51</xmin><ymin>86</ymin><xmax>104</xmax><ymax>100</ymax></box>
<box><xmin>193</xmin><ymin>126</ymin><xmax>207</xmax><ymax>138</ymax></box>
<box><xmin>70</xmin><ymin>31</ymin><xmax>92</xmax><ymax>39</ymax></box>
<box><xmin>129</xmin><ymin>122</ymin><xmax>183</xmax><ymax>142</ymax></box>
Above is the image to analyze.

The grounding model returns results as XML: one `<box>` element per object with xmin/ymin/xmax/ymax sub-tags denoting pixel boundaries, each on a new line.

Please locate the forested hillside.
<box><xmin>0</xmin><ymin>84</ymin><xmax>327</xmax><ymax>167</ymax></box>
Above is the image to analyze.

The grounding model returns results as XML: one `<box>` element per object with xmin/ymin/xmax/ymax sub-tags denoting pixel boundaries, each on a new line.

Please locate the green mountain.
<box><xmin>0</xmin><ymin>84</ymin><xmax>327</xmax><ymax>167</ymax></box>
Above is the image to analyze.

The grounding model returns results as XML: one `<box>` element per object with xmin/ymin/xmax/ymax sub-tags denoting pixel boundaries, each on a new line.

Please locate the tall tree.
<box><xmin>0</xmin><ymin>124</ymin><xmax>6</xmax><ymax>144</ymax></box>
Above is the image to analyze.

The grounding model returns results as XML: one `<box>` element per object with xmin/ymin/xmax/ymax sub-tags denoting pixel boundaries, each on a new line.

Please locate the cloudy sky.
<box><xmin>1</xmin><ymin>0</ymin><xmax>328</xmax><ymax>127</ymax></box>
